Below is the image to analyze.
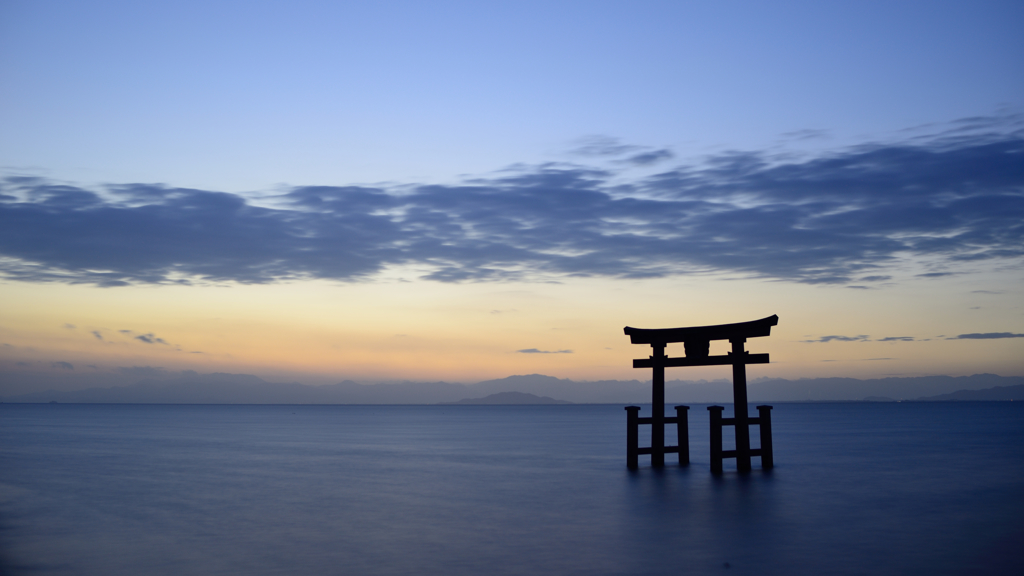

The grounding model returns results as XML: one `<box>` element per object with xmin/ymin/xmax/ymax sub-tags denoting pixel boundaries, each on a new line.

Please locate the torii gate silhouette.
<box><xmin>623</xmin><ymin>314</ymin><xmax>778</xmax><ymax>472</ymax></box>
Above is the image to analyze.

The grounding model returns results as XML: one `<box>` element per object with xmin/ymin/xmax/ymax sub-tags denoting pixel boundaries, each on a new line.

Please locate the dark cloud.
<box><xmin>516</xmin><ymin>349</ymin><xmax>573</xmax><ymax>354</ymax></box>
<box><xmin>950</xmin><ymin>332</ymin><xmax>1024</xmax><ymax>339</ymax></box>
<box><xmin>877</xmin><ymin>336</ymin><xmax>915</xmax><ymax>342</ymax></box>
<box><xmin>620</xmin><ymin>149</ymin><xmax>674</xmax><ymax>166</ymax></box>
<box><xmin>50</xmin><ymin>361</ymin><xmax>74</xmax><ymax>370</ymax></box>
<box><xmin>91</xmin><ymin>330</ymin><xmax>103</xmax><ymax>340</ymax></box>
<box><xmin>803</xmin><ymin>335</ymin><xmax>870</xmax><ymax>343</ymax></box>
<box><xmin>63</xmin><ymin>323</ymin><xmax>76</xmax><ymax>329</ymax></box>
<box><xmin>2</xmin><ymin>120</ymin><xmax>1021</xmax><ymax>287</ymax></box>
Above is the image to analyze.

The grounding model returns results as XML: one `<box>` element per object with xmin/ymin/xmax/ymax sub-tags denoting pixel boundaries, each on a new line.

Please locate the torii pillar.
<box><xmin>623</xmin><ymin>315</ymin><xmax>778</xmax><ymax>472</ymax></box>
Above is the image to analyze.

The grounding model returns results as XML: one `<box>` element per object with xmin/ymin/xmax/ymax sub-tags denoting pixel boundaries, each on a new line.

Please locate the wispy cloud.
<box><xmin>516</xmin><ymin>348</ymin><xmax>573</xmax><ymax>354</ymax></box>
<box><xmin>803</xmin><ymin>335</ymin><xmax>870</xmax><ymax>343</ymax></box>
<box><xmin>118</xmin><ymin>329</ymin><xmax>170</xmax><ymax>345</ymax></box>
<box><xmin>567</xmin><ymin>135</ymin><xmax>643</xmax><ymax>157</ymax></box>
<box><xmin>2</xmin><ymin>117</ymin><xmax>1021</xmax><ymax>288</ymax></box>
<box><xmin>50</xmin><ymin>361</ymin><xmax>74</xmax><ymax>370</ymax></box>
<box><xmin>780</xmin><ymin>129</ymin><xmax>830</xmax><ymax>141</ymax></box>
<box><xmin>877</xmin><ymin>336</ymin><xmax>916</xmax><ymax>342</ymax></box>
<box><xmin>134</xmin><ymin>333</ymin><xmax>168</xmax><ymax>345</ymax></box>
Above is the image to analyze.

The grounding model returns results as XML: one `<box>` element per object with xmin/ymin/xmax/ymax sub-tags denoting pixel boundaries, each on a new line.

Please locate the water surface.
<box><xmin>1</xmin><ymin>403</ymin><xmax>1021</xmax><ymax>575</ymax></box>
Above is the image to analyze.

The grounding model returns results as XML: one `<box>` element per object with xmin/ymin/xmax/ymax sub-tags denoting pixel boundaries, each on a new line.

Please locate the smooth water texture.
<box><xmin>1</xmin><ymin>403</ymin><xmax>1022</xmax><ymax>575</ymax></box>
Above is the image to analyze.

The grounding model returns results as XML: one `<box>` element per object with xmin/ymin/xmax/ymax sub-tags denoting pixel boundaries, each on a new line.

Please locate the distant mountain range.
<box><xmin>911</xmin><ymin>384</ymin><xmax>1024</xmax><ymax>401</ymax></box>
<box><xmin>441</xmin><ymin>391</ymin><xmax>572</xmax><ymax>405</ymax></box>
<box><xmin>2</xmin><ymin>372</ymin><xmax>1023</xmax><ymax>404</ymax></box>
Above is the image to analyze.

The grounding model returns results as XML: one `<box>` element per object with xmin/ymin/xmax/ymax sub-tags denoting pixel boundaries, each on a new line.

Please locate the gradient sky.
<box><xmin>2</xmin><ymin>0</ymin><xmax>1022</xmax><ymax>393</ymax></box>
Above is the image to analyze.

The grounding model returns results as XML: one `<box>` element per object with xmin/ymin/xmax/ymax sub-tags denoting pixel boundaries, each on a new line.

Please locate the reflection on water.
<box><xmin>1</xmin><ymin>403</ymin><xmax>1022</xmax><ymax>575</ymax></box>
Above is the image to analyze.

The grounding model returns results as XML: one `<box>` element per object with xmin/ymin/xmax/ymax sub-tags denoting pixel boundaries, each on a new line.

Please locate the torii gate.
<box><xmin>623</xmin><ymin>314</ymin><xmax>778</xmax><ymax>472</ymax></box>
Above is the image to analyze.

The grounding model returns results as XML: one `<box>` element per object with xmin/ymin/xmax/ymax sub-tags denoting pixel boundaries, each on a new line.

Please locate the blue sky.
<box><xmin>3</xmin><ymin>0</ymin><xmax>1021</xmax><ymax>189</ymax></box>
<box><xmin>1</xmin><ymin>0</ymin><xmax>1022</xmax><ymax>391</ymax></box>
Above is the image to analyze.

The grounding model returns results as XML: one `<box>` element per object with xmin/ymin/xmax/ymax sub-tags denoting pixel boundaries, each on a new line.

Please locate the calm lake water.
<box><xmin>1</xmin><ymin>402</ymin><xmax>1022</xmax><ymax>575</ymax></box>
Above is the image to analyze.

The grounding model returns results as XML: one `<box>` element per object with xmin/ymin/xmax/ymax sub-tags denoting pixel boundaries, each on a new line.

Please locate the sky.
<box><xmin>1</xmin><ymin>0</ymin><xmax>1023</xmax><ymax>394</ymax></box>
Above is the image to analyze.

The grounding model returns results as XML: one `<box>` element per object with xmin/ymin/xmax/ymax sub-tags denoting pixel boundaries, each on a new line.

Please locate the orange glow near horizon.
<box><xmin>3</xmin><ymin>263</ymin><xmax>1022</xmax><ymax>393</ymax></box>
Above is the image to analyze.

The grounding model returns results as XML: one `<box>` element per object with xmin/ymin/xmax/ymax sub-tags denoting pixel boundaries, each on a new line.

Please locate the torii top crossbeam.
<box><xmin>623</xmin><ymin>314</ymin><xmax>779</xmax><ymax>345</ymax></box>
<box><xmin>623</xmin><ymin>315</ymin><xmax>778</xmax><ymax>367</ymax></box>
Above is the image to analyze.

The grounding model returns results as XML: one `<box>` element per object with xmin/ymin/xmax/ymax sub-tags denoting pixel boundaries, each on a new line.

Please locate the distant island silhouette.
<box><xmin>2</xmin><ymin>373</ymin><xmax>1022</xmax><ymax>404</ymax></box>
<box><xmin>439</xmin><ymin>391</ymin><xmax>572</xmax><ymax>405</ymax></box>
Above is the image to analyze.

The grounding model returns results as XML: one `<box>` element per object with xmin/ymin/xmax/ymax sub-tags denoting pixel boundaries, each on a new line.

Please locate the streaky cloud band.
<box><xmin>1</xmin><ymin>125</ymin><xmax>1022</xmax><ymax>288</ymax></box>
<box><xmin>951</xmin><ymin>333</ymin><xmax>1024</xmax><ymax>339</ymax></box>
